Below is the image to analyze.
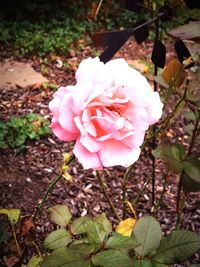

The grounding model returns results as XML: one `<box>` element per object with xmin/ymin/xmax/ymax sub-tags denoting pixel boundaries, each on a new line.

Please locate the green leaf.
<box><xmin>70</xmin><ymin>216</ymin><xmax>90</xmax><ymax>235</ymax></box>
<box><xmin>152</xmin><ymin>263</ymin><xmax>169</xmax><ymax>267</ymax></box>
<box><xmin>183</xmin><ymin>111</ymin><xmax>196</xmax><ymax>121</ymax></box>
<box><xmin>152</xmin><ymin>144</ymin><xmax>184</xmax><ymax>173</ymax></box>
<box><xmin>48</xmin><ymin>205</ymin><xmax>72</xmax><ymax>227</ymax></box>
<box><xmin>92</xmin><ymin>250</ymin><xmax>132</xmax><ymax>267</ymax></box>
<box><xmin>44</xmin><ymin>229</ymin><xmax>72</xmax><ymax>250</ymax></box>
<box><xmin>94</xmin><ymin>213</ymin><xmax>112</xmax><ymax>235</ymax></box>
<box><xmin>68</xmin><ymin>243</ymin><xmax>95</xmax><ymax>256</ymax></box>
<box><xmin>27</xmin><ymin>255</ymin><xmax>42</xmax><ymax>267</ymax></box>
<box><xmin>182</xmin><ymin>172</ymin><xmax>200</xmax><ymax>192</ymax></box>
<box><xmin>84</xmin><ymin>218</ymin><xmax>103</xmax><ymax>244</ymax></box>
<box><xmin>154</xmin><ymin>230</ymin><xmax>200</xmax><ymax>264</ymax></box>
<box><xmin>41</xmin><ymin>247</ymin><xmax>91</xmax><ymax>267</ymax></box>
<box><xmin>0</xmin><ymin>209</ymin><xmax>20</xmax><ymax>225</ymax></box>
<box><xmin>133</xmin><ymin>259</ymin><xmax>152</xmax><ymax>267</ymax></box>
<box><xmin>105</xmin><ymin>232</ymin><xmax>139</xmax><ymax>250</ymax></box>
<box><xmin>133</xmin><ymin>216</ymin><xmax>162</xmax><ymax>257</ymax></box>
<box><xmin>183</xmin><ymin>158</ymin><xmax>200</xmax><ymax>182</ymax></box>
<box><xmin>0</xmin><ymin>225</ymin><xmax>9</xmax><ymax>242</ymax></box>
<box><xmin>154</xmin><ymin>76</ymin><xmax>169</xmax><ymax>88</ymax></box>
<box><xmin>188</xmin><ymin>265</ymin><xmax>200</xmax><ymax>267</ymax></box>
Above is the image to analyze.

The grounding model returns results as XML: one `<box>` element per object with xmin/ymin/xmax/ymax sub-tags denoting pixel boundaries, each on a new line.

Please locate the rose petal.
<box><xmin>50</xmin><ymin>122</ymin><xmax>78</xmax><ymax>141</ymax></box>
<box><xmin>73</xmin><ymin>139</ymin><xmax>103</xmax><ymax>169</ymax></box>
<box><xmin>99</xmin><ymin>140</ymin><xmax>141</xmax><ymax>167</ymax></box>
<box><xmin>58</xmin><ymin>94</ymin><xmax>78</xmax><ymax>133</ymax></box>
<box><xmin>147</xmin><ymin>92</ymin><xmax>163</xmax><ymax>125</ymax></box>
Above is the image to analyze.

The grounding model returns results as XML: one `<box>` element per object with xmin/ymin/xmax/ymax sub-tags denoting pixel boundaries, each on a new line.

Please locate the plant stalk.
<box><xmin>96</xmin><ymin>170</ymin><xmax>121</xmax><ymax>221</ymax></box>
<box><xmin>32</xmin><ymin>154</ymin><xmax>75</xmax><ymax>222</ymax></box>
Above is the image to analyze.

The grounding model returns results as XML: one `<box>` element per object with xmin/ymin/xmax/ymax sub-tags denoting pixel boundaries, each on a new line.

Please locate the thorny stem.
<box><xmin>122</xmin><ymin>164</ymin><xmax>135</xmax><ymax>219</ymax></box>
<box><xmin>176</xmin><ymin>112</ymin><xmax>200</xmax><ymax>216</ymax></box>
<box><xmin>96</xmin><ymin>170</ymin><xmax>121</xmax><ymax>221</ymax></box>
<box><xmin>11</xmin><ymin>224</ymin><xmax>21</xmax><ymax>257</ymax></box>
<box><xmin>32</xmin><ymin>154</ymin><xmax>75</xmax><ymax>223</ymax></box>
<box><xmin>131</xmin><ymin>176</ymin><xmax>151</xmax><ymax>206</ymax></box>
<box><xmin>154</xmin><ymin>174</ymin><xmax>167</xmax><ymax>213</ymax></box>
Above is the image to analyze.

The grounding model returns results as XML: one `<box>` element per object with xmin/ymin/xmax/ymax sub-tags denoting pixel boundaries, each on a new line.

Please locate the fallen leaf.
<box><xmin>21</xmin><ymin>216</ymin><xmax>34</xmax><ymax>236</ymax></box>
<box><xmin>116</xmin><ymin>218</ymin><xmax>136</xmax><ymax>237</ymax></box>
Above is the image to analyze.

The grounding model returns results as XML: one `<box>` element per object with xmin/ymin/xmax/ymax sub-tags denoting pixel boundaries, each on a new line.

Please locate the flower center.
<box><xmin>107</xmin><ymin>106</ymin><xmax>121</xmax><ymax>115</ymax></box>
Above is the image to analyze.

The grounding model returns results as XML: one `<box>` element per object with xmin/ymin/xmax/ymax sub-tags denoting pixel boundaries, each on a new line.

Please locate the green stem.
<box><xmin>96</xmin><ymin>170</ymin><xmax>121</xmax><ymax>221</ymax></box>
<box><xmin>32</xmin><ymin>154</ymin><xmax>75</xmax><ymax>223</ymax></box>
<box><xmin>132</xmin><ymin>176</ymin><xmax>151</xmax><ymax>206</ymax></box>
<box><xmin>176</xmin><ymin>114</ymin><xmax>200</xmax><ymax>215</ymax></box>
<box><xmin>154</xmin><ymin>174</ymin><xmax>167</xmax><ymax>213</ymax></box>
<box><xmin>122</xmin><ymin>164</ymin><xmax>134</xmax><ymax>219</ymax></box>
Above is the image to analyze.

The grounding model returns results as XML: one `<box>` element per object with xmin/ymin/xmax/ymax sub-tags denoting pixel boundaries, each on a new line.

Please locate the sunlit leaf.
<box><xmin>116</xmin><ymin>218</ymin><xmax>136</xmax><ymax>237</ymax></box>
<box><xmin>92</xmin><ymin>250</ymin><xmax>132</xmax><ymax>267</ymax></box>
<box><xmin>44</xmin><ymin>229</ymin><xmax>72</xmax><ymax>250</ymax></box>
<box><xmin>27</xmin><ymin>255</ymin><xmax>42</xmax><ymax>267</ymax></box>
<box><xmin>0</xmin><ymin>209</ymin><xmax>20</xmax><ymax>225</ymax></box>
<box><xmin>154</xmin><ymin>230</ymin><xmax>200</xmax><ymax>264</ymax></box>
<box><xmin>48</xmin><ymin>205</ymin><xmax>72</xmax><ymax>227</ymax></box>
<box><xmin>133</xmin><ymin>216</ymin><xmax>162</xmax><ymax>257</ymax></box>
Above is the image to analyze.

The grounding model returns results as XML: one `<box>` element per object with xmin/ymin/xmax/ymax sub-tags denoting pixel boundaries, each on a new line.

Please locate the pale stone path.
<box><xmin>0</xmin><ymin>61</ymin><xmax>48</xmax><ymax>90</ymax></box>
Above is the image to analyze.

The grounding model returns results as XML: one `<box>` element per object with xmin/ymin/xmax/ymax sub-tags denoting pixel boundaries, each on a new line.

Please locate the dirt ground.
<box><xmin>0</xmin><ymin>38</ymin><xmax>200</xmax><ymax>265</ymax></box>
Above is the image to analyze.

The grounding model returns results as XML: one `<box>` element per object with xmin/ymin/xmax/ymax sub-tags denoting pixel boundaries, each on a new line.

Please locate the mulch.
<box><xmin>0</xmin><ymin>39</ymin><xmax>199</xmax><ymax>266</ymax></box>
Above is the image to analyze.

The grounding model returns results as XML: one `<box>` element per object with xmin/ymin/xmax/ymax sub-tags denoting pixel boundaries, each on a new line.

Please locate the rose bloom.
<box><xmin>49</xmin><ymin>57</ymin><xmax>163</xmax><ymax>169</ymax></box>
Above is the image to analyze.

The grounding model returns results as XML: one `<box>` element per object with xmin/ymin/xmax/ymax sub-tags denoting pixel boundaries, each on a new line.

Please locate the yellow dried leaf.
<box><xmin>116</xmin><ymin>218</ymin><xmax>136</xmax><ymax>237</ymax></box>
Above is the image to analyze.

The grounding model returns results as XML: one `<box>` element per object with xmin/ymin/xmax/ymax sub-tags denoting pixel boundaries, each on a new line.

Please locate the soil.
<box><xmin>0</xmin><ymin>38</ymin><xmax>200</xmax><ymax>266</ymax></box>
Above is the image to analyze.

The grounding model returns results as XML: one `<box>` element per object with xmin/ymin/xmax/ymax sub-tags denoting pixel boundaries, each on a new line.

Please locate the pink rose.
<box><xmin>49</xmin><ymin>57</ymin><xmax>163</xmax><ymax>169</ymax></box>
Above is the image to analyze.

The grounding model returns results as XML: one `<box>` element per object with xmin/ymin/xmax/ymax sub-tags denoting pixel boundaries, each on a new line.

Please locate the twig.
<box><xmin>11</xmin><ymin>224</ymin><xmax>21</xmax><ymax>257</ymax></box>
<box><xmin>131</xmin><ymin>176</ymin><xmax>151</xmax><ymax>206</ymax></box>
<box><xmin>32</xmin><ymin>154</ymin><xmax>75</xmax><ymax>222</ymax></box>
<box><xmin>122</xmin><ymin>164</ymin><xmax>135</xmax><ymax>219</ymax></box>
<box><xmin>96</xmin><ymin>170</ymin><xmax>121</xmax><ymax>221</ymax></box>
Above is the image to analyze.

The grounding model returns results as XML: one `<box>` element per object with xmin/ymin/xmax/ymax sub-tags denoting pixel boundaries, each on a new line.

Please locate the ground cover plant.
<box><xmin>0</xmin><ymin>1</ymin><xmax>200</xmax><ymax>267</ymax></box>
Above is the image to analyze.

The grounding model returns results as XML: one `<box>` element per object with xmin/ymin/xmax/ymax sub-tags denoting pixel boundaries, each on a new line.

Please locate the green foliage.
<box><xmin>48</xmin><ymin>204</ymin><xmax>72</xmax><ymax>227</ymax></box>
<box><xmin>153</xmin><ymin>230</ymin><xmax>200</xmax><ymax>264</ymax></box>
<box><xmin>41</xmin><ymin>205</ymin><xmax>200</xmax><ymax>267</ymax></box>
<box><xmin>27</xmin><ymin>255</ymin><xmax>42</xmax><ymax>267</ymax></box>
<box><xmin>0</xmin><ymin>209</ymin><xmax>20</xmax><ymax>225</ymax></box>
<box><xmin>152</xmin><ymin>144</ymin><xmax>200</xmax><ymax>192</ymax></box>
<box><xmin>0</xmin><ymin>18</ymin><xmax>88</xmax><ymax>57</ymax></box>
<box><xmin>152</xmin><ymin>144</ymin><xmax>186</xmax><ymax>173</ymax></box>
<box><xmin>0</xmin><ymin>113</ymin><xmax>50</xmax><ymax>150</ymax></box>
<box><xmin>133</xmin><ymin>216</ymin><xmax>162</xmax><ymax>257</ymax></box>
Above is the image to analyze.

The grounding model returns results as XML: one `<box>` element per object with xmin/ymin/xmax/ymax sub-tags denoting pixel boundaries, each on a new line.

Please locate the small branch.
<box><xmin>32</xmin><ymin>154</ymin><xmax>75</xmax><ymax>222</ymax></box>
<box><xmin>186</xmin><ymin>114</ymin><xmax>200</xmax><ymax>157</ymax></box>
<box><xmin>96</xmin><ymin>170</ymin><xmax>121</xmax><ymax>221</ymax></box>
<box><xmin>11</xmin><ymin>224</ymin><xmax>21</xmax><ymax>257</ymax></box>
<box><xmin>122</xmin><ymin>164</ymin><xmax>135</xmax><ymax>219</ymax></box>
<box><xmin>132</xmin><ymin>176</ymin><xmax>151</xmax><ymax>206</ymax></box>
<box><xmin>154</xmin><ymin>174</ymin><xmax>167</xmax><ymax>213</ymax></box>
